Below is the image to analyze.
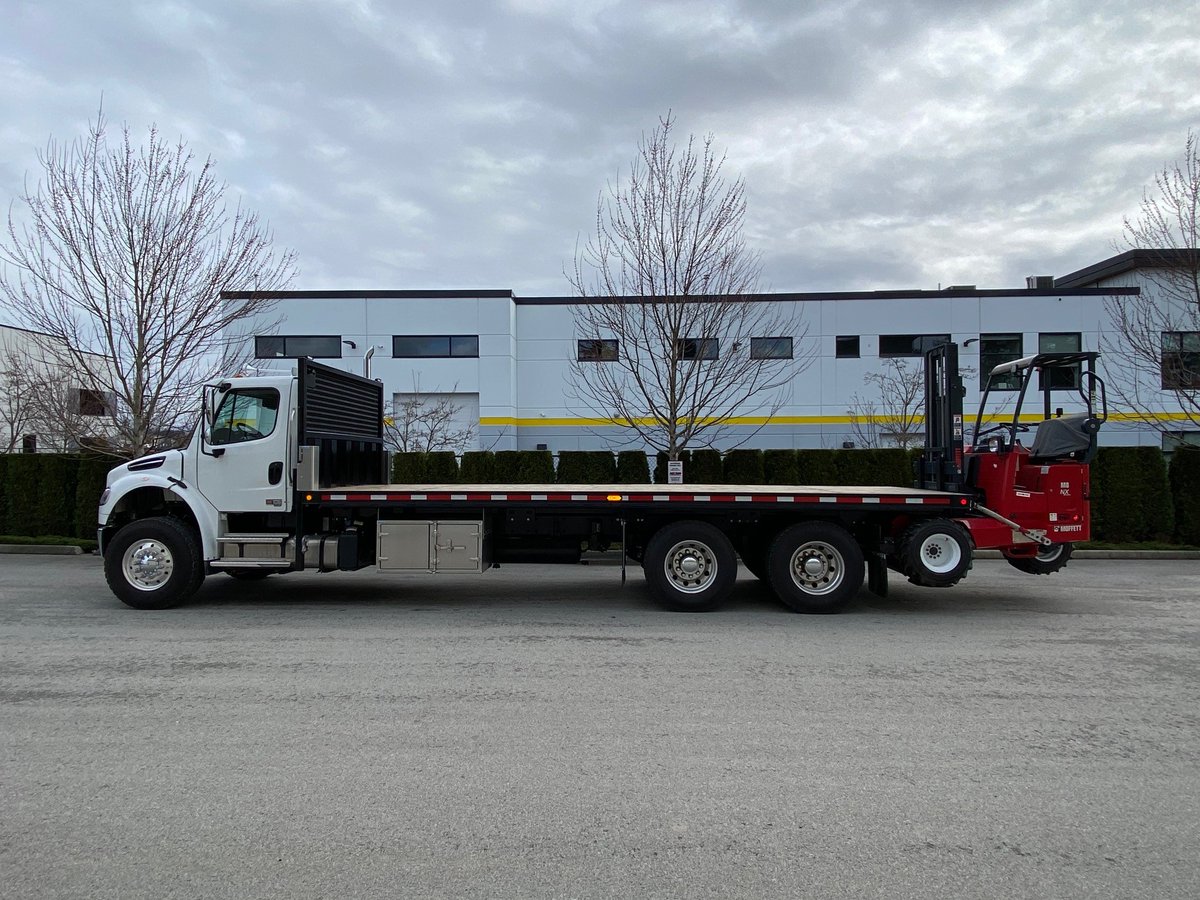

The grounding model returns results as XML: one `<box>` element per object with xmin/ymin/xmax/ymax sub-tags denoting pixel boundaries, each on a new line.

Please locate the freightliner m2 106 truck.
<box><xmin>97</xmin><ymin>344</ymin><xmax>1106</xmax><ymax>612</ymax></box>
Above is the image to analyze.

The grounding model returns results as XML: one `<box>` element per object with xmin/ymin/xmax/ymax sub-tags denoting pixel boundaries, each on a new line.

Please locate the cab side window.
<box><xmin>211</xmin><ymin>389</ymin><xmax>280</xmax><ymax>445</ymax></box>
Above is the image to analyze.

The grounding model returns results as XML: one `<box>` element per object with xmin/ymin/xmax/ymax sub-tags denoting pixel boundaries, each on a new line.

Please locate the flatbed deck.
<box><xmin>309</xmin><ymin>483</ymin><xmax>973</xmax><ymax>511</ymax></box>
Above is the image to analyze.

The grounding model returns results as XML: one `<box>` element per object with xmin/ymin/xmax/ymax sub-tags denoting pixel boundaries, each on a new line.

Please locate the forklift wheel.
<box><xmin>1005</xmin><ymin>542</ymin><xmax>1074</xmax><ymax>575</ymax></box>
<box><xmin>899</xmin><ymin>518</ymin><xmax>973</xmax><ymax>587</ymax></box>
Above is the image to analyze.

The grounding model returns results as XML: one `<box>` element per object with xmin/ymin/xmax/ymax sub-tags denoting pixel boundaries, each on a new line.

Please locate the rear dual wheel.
<box><xmin>643</xmin><ymin>521</ymin><xmax>737</xmax><ymax>612</ymax></box>
<box><xmin>767</xmin><ymin>523</ymin><xmax>865</xmax><ymax>613</ymax></box>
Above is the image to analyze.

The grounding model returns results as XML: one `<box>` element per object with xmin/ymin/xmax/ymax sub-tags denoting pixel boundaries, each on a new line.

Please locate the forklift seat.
<box><xmin>1028</xmin><ymin>414</ymin><xmax>1096</xmax><ymax>462</ymax></box>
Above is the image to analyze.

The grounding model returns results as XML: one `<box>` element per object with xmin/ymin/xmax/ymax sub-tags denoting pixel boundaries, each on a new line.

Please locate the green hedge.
<box><xmin>723</xmin><ymin>449</ymin><xmax>764</xmax><ymax>484</ymax></box>
<box><xmin>0</xmin><ymin>453</ymin><xmax>8</xmax><ymax>535</ymax></box>
<box><xmin>459</xmin><ymin>451</ymin><xmax>495</xmax><ymax>483</ymax></box>
<box><xmin>763</xmin><ymin>449</ymin><xmax>799</xmax><ymax>484</ymax></box>
<box><xmin>494</xmin><ymin>450</ymin><xmax>554</xmax><ymax>483</ymax></box>
<box><xmin>73</xmin><ymin>456</ymin><xmax>113</xmax><ymax>538</ymax></box>
<box><xmin>391</xmin><ymin>452</ymin><xmax>427</xmax><ymax>482</ymax></box>
<box><xmin>1169</xmin><ymin>447</ymin><xmax>1200</xmax><ymax>545</ymax></box>
<box><xmin>690</xmin><ymin>449</ymin><xmax>724</xmax><ymax>483</ymax></box>
<box><xmin>425</xmin><ymin>451</ymin><xmax>459</xmax><ymax>482</ymax></box>
<box><xmin>0</xmin><ymin>453</ymin><xmax>122</xmax><ymax>541</ymax></box>
<box><xmin>616</xmin><ymin>451</ymin><xmax>651</xmax><ymax>484</ymax></box>
<box><xmin>795</xmin><ymin>449</ymin><xmax>839</xmax><ymax>485</ymax></box>
<box><xmin>1137</xmin><ymin>446</ymin><xmax>1175</xmax><ymax>541</ymax></box>
<box><xmin>556</xmin><ymin>451</ymin><xmax>617</xmax><ymax>483</ymax></box>
<box><xmin>1090</xmin><ymin>447</ymin><xmax>1175</xmax><ymax>543</ymax></box>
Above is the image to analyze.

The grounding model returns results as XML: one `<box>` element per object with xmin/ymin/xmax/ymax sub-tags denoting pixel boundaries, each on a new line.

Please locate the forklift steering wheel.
<box><xmin>975</xmin><ymin>422</ymin><xmax>1028</xmax><ymax>452</ymax></box>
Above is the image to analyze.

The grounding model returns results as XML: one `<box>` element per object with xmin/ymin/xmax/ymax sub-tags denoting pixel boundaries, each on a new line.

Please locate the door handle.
<box><xmin>268</xmin><ymin>461</ymin><xmax>283</xmax><ymax>485</ymax></box>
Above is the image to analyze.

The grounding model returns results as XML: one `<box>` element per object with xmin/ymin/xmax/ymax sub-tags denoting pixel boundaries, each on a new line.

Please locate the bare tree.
<box><xmin>384</xmin><ymin>379</ymin><xmax>476</xmax><ymax>453</ymax></box>
<box><xmin>568</xmin><ymin>114</ymin><xmax>808</xmax><ymax>459</ymax></box>
<box><xmin>1103</xmin><ymin>131</ymin><xmax>1200</xmax><ymax>442</ymax></box>
<box><xmin>846</xmin><ymin>359</ymin><xmax>926</xmax><ymax>450</ymax></box>
<box><xmin>0</xmin><ymin>107</ymin><xmax>295</xmax><ymax>457</ymax></box>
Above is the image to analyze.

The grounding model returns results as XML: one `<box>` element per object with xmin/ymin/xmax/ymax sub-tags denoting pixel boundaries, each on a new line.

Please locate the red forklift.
<box><xmin>903</xmin><ymin>342</ymin><xmax>1108</xmax><ymax>586</ymax></box>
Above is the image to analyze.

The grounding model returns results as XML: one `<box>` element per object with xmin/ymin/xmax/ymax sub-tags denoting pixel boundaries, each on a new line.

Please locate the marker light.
<box><xmin>607</xmin><ymin>494</ymin><xmax>623</xmax><ymax>501</ymax></box>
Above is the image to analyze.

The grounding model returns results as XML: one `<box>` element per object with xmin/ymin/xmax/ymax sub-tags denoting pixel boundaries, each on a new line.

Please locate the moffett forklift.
<box><xmin>905</xmin><ymin>342</ymin><xmax>1108</xmax><ymax>584</ymax></box>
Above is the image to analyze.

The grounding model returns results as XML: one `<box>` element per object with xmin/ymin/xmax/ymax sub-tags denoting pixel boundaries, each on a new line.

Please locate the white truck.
<box><xmin>98</xmin><ymin>349</ymin><xmax>1103</xmax><ymax>613</ymax></box>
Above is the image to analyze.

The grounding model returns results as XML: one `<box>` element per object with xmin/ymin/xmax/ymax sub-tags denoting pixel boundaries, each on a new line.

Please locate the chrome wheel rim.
<box><xmin>919</xmin><ymin>532</ymin><xmax>962</xmax><ymax>574</ymax></box>
<box><xmin>663</xmin><ymin>539</ymin><xmax>718</xmax><ymax>594</ymax></box>
<box><xmin>122</xmin><ymin>539</ymin><xmax>174</xmax><ymax>591</ymax></box>
<box><xmin>789</xmin><ymin>541</ymin><xmax>844</xmax><ymax>595</ymax></box>
<box><xmin>1036</xmin><ymin>544</ymin><xmax>1065</xmax><ymax>562</ymax></box>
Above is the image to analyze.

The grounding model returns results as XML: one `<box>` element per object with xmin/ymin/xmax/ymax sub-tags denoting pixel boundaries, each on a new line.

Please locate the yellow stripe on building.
<box><xmin>478</xmin><ymin>411</ymin><xmax>1196</xmax><ymax>428</ymax></box>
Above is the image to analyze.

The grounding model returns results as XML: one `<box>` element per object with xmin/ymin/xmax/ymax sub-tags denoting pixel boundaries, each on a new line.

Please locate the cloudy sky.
<box><xmin>2</xmin><ymin>0</ymin><xmax>1197</xmax><ymax>297</ymax></box>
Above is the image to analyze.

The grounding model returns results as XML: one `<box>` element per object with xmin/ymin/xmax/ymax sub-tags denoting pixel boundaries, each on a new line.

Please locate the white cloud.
<box><xmin>0</xmin><ymin>0</ymin><xmax>1196</xmax><ymax>297</ymax></box>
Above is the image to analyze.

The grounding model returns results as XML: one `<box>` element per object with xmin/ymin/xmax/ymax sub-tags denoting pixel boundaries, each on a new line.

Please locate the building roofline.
<box><xmin>1056</xmin><ymin>249</ymin><xmax>1200</xmax><ymax>288</ymax></box>
<box><xmin>0</xmin><ymin>322</ymin><xmax>63</xmax><ymax>339</ymax></box>
<box><xmin>222</xmin><ymin>286</ymin><xmax>1138</xmax><ymax>304</ymax></box>
<box><xmin>516</xmin><ymin>287</ymin><xmax>1136</xmax><ymax>304</ymax></box>
<box><xmin>220</xmin><ymin>289</ymin><xmax>515</xmax><ymax>300</ymax></box>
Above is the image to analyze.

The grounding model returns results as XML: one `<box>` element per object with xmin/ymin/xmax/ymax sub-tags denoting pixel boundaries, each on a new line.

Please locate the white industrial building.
<box><xmin>0</xmin><ymin>324</ymin><xmax>116</xmax><ymax>453</ymax></box>
<box><xmin>221</xmin><ymin>250</ymin><xmax>1198</xmax><ymax>454</ymax></box>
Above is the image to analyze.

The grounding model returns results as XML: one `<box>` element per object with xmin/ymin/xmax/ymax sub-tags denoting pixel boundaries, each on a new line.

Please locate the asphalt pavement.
<box><xmin>1</xmin><ymin>555</ymin><xmax>1198</xmax><ymax>899</ymax></box>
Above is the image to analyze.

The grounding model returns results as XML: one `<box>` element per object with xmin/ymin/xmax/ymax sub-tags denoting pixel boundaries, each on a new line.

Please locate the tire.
<box><xmin>898</xmin><ymin>518</ymin><xmax>974</xmax><ymax>587</ymax></box>
<box><xmin>104</xmin><ymin>517</ymin><xmax>204</xmax><ymax>610</ymax></box>
<box><xmin>767</xmin><ymin>522</ymin><xmax>865</xmax><ymax>613</ymax></box>
<box><xmin>1005</xmin><ymin>542</ymin><xmax>1073</xmax><ymax>575</ymax></box>
<box><xmin>642</xmin><ymin>521</ymin><xmax>737</xmax><ymax>612</ymax></box>
<box><xmin>224</xmin><ymin>569</ymin><xmax>272</xmax><ymax>581</ymax></box>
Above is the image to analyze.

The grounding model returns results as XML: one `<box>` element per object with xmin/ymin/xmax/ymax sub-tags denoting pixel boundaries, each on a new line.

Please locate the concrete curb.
<box><xmin>0</xmin><ymin>544</ymin><xmax>85</xmax><ymax>556</ymax></box>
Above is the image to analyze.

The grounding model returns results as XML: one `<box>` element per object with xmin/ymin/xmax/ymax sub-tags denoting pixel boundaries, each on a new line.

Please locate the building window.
<box><xmin>392</xmin><ymin>335</ymin><xmax>479</xmax><ymax>358</ymax></box>
<box><xmin>835</xmin><ymin>335</ymin><xmax>860</xmax><ymax>358</ymax></box>
<box><xmin>76</xmin><ymin>388</ymin><xmax>113</xmax><ymax>417</ymax></box>
<box><xmin>677</xmin><ymin>337</ymin><xmax>719</xmax><ymax>360</ymax></box>
<box><xmin>255</xmin><ymin>335</ymin><xmax>343</xmax><ymax>358</ymax></box>
<box><xmin>1161</xmin><ymin>332</ymin><xmax>1200</xmax><ymax>389</ymax></box>
<box><xmin>979</xmin><ymin>333</ymin><xmax>1023</xmax><ymax>391</ymax></box>
<box><xmin>21</xmin><ymin>434</ymin><xmax>36</xmax><ymax>453</ymax></box>
<box><xmin>750</xmin><ymin>337</ymin><xmax>792</xmax><ymax>360</ymax></box>
<box><xmin>879</xmin><ymin>333</ymin><xmax>951</xmax><ymax>357</ymax></box>
<box><xmin>1039</xmin><ymin>332</ymin><xmax>1081</xmax><ymax>390</ymax></box>
<box><xmin>577</xmin><ymin>339</ymin><xmax>619</xmax><ymax>361</ymax></box>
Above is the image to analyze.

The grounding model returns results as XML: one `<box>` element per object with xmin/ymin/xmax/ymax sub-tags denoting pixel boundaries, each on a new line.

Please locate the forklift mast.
<box><xmin>919</xmin><ymin>342</ymin><xmax>967</xmax><ymax>492</ymax></box>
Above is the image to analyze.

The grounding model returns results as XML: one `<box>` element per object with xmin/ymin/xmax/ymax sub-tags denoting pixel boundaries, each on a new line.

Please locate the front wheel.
<box><xmin>104</xmin><ymin>517</ymin><xmax>204</xmax><ymax>609</ymax></box>
<box><xmin>1005</xmin><ymin>542</ymin><xmax>1073</xmax><ymax>575</ymax></box>
<box><xmin>642</xmin><ymin>521</ymin><xmax>737</xmax><ymax>612</ymax></box>
<box><xmin>767</xmin><ymin>522</ymin><xmax>865</xmax><ymax>613</ymax></box>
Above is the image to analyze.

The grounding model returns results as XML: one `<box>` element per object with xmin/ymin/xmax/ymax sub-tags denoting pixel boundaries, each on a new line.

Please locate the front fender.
<box><xmin>100</xmin><ymin>470</ymin><xmax>221</xmax><ymax>560</ymax></box>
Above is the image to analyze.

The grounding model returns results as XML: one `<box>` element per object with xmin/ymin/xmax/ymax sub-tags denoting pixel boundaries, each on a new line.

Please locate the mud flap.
<box><xmin>867</xmin><ymin>553</ymin><xmax>889</xmax><ymax>598</ymax></box>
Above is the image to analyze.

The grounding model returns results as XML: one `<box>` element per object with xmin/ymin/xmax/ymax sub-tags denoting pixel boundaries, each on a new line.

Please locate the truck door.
<box><xmin>195</xmin><ymin>382</ymin><xmax>292</xmax><ymax>513</ymax></box>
